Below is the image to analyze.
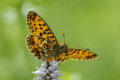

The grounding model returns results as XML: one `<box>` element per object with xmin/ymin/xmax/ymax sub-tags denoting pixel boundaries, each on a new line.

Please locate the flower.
<box><xmin>33</xmin><ymin>60</ymin><xmax>62</xmax><ymax>80</ymax></box>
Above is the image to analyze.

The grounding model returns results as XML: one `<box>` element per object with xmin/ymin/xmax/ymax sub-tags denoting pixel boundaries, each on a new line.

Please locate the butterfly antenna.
<box><xmin>63</xmin><ymin>34</ymin><xmax>65</xmax><ymax>44</ymax></box>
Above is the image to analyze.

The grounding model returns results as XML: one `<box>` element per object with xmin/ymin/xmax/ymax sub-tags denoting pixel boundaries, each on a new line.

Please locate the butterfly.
<box><xmin>26</xmin><ymin>11</ymin><xmax>98</xmax><ymax>62</ymax></box>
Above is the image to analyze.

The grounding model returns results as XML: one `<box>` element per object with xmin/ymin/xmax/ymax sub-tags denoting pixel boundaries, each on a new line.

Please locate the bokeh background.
<box><xmin>0</xmin><ymin>0</ymin><xmax>120</xmax><ymax>80</ymax></box>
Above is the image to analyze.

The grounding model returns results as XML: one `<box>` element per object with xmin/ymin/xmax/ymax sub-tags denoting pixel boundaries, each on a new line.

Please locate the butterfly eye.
<box><xmin>59</xmin><ymin>45</ymin><xmax>64</xmax><ymax>49</ymax></box>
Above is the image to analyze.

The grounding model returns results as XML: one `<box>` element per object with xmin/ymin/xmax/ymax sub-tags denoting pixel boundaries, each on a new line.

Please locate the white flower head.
<box><xmin>33</xmin><ymin>60</ymin><xmax>62</xmax><ymax>80</ymax></box>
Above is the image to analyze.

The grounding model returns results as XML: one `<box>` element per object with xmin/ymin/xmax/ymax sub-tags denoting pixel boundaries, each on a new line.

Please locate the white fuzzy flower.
<box><xmin>33</xmin><ymin>60</ymin><xmax>62</xmax><ymax>80</ymax></box>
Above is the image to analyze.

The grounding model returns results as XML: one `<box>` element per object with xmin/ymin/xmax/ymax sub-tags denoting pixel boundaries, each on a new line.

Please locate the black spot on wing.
<box><xmin>45</xmin><ymin>29</ymin><xmax>49</xmax><ymax>31</ymax></box>
<box><xmin>35</xmin><ymin>28</ymin><xmax>37</xmax><ymax>30</ymax></box>
<box><xmin>50</xmin><ymin>36</ymin><xmax>54</xmax><ymax>38</ymax></box>
<box><xmin>43</xmin><ymin>23</ymin><xmax>47</xmax><ymax>26</ymax></box>
<box><xmin>47</xmin><ymin>32</ymin><xmax>52</xmax><ymax>34</ymax></box>
<box><xmin>43</xmin><ymin>31</ymin><xmax>46</xmax><ymax>34</ymax></box>
<box><xmin>39</xmin><ymin>24</ymin><xmax>42</xmax><ymax>26</ymax></box>
<box><xmin>40</xmin><ymin>33</ymin><xmax>43</xmax><ymax>36</ymax></box>
<box><xmin>40</xmin><ymin>27</ymin><xmax>43</xmax><ymax>30</ymax></box>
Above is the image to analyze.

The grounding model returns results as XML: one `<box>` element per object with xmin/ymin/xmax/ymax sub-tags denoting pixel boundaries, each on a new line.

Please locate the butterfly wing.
<box><xmin>26</xmin><ymin>35</ymin><xmax>57</xmax><ymax>60</ymax></box>
<box><xmin>27</xmin><ymin>11</ymin><xmax>58</xmax><ymax>45</ymax></box>
<box><xmin>67</xmin><ymin>49</ymin><xmax>98</xmax><ymax>60</ymax></box>
<box><xmin>26</xmin><ymin>11</ymin><xmax>59</xmax><ymax>60</ymax></box>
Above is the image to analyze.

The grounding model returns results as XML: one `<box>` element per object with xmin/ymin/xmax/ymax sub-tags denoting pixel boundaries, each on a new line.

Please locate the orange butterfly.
<box><xmin>26</xmin><ymin>11</ymin><xmax>98</xmax><ymax>62</ymax></box>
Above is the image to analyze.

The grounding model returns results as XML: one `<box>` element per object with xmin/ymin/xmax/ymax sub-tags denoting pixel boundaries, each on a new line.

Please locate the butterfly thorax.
<box><xmin>44</xmin><ymin>43</ymin><xmax>68</xmax><ymax>61</ymax></box>
<box><xmin>40</xmin><ymin>43</ymin><xmax>68</xmax><ymax>61</ymax></box>
<box><xmin>55</xmin><ymin>43</ymin><xmax>68</xmax><ymax>56</ymax></box>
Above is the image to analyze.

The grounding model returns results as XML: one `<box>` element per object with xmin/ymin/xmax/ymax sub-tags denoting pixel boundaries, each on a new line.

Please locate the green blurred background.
<box><xmin>0</xmin><ymin>0</ymin><xmax>120</xmax><ymax>80</ymax></box>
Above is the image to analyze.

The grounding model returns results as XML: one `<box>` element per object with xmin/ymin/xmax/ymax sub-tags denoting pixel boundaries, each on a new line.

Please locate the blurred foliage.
<box><xmin>0</xmin><ymin>0</ymin><xmax>120</xmax><ymax>80</ymax></box>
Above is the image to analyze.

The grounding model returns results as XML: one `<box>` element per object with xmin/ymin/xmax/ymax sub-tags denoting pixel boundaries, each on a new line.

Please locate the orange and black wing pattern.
<box><xmin>67</xmin><ymin>49</ymin><xmax>98</xmax><ymax>60</ymax></box>
<box><xmin>27</xmin><ymin>11</ymin><xmax>58</xmax><ymax>45</ymax></box>
<box><xmin>26</xmin><ymin>11</ymin><xmax>59</xmax><ymax>60</ymax></box>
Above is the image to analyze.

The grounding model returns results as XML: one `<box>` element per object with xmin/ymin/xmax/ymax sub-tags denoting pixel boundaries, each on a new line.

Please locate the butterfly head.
<box><xmin>59</xmin><ymin>43</ymin><xmax>68</xmax><ymax>53</ymax></box>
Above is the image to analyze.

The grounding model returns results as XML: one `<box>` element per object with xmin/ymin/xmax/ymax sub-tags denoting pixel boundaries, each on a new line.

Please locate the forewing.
<box><xmin>27</xmin><ymin>11</ymin><xmax>58</xmax><ymax>45</ymax></box>
<box><xmin>67</xmin><ymin>49</ymin><xmax>98</xmax><ymax>60</ymax></box>
<box><xmin>26</xmin><ymin>35</ymin><xmax>55</xmax><ymax>60</ymax></box>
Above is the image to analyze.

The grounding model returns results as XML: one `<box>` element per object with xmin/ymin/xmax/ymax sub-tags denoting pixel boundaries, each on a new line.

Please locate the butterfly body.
<box><xmin>26</xmin><ymin>11</ymin><xmax>98</xmax><ymax>62</ymax></box>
